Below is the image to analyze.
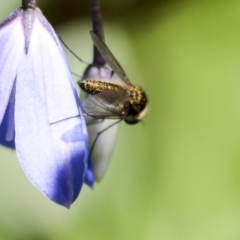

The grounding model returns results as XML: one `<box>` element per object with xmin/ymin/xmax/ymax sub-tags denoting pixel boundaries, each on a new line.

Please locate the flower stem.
<box><xmin>89</xmin><ymin>0</ymin><xmax>105</xmax><ymax>66</ymax></box>
<box><xmin>22</xmin><ymin>0</ymin><xmax>36</xmax><ymax>9</ymax></box>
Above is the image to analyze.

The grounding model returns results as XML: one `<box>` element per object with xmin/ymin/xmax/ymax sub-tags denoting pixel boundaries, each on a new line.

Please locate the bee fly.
<box><xmin>78</xmin><ymin>31</ymin><xmax>149</xmax><ymax>124</ymax></box>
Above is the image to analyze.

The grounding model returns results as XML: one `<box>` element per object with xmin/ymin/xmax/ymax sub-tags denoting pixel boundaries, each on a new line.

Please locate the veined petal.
<box><xmin>15</xmin><ymin>17</ymin><xmax>88</xmax><ymax>207</ymax></box>
<box><xmin>35</xmin><ymin>7</ymin><xmax>94</xmax><ymax>187</ymax></box>
<box><xmin>0</xmin><ymin>10</ymin><xmax>23</xmax><ymax>148</ymax></box>
<box><xmin>0</xmin><ymin>11</ymin><xmax>24</xmax><ymax>125</ymax></box>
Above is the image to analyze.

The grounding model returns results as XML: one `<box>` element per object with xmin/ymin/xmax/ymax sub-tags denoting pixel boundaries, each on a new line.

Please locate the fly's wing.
<box><xmin>82</xmin><ymin>89</ymin><xmax>129</xmax><ymax>119</ymax></box>
<box><xmin>90</xmin><ymin>31</ymin><xmax>131</xmax><ymax>86</ymax></box>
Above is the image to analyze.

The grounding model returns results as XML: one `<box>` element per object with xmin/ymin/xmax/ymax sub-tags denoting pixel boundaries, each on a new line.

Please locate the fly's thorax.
<box><xmin>79</xmin><ymin>79</ymin><xmax>121</xmax><ymax>95</ymax></box>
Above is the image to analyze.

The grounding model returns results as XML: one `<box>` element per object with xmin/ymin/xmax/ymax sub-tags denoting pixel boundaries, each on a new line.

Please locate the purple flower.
<box><xmin>0</xmin><ymin>1</ymin><xmax>92</xmax><ymax>207</ymax></box>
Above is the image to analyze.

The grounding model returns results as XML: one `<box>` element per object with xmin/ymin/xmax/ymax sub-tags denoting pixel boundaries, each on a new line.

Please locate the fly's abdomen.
<box><xmin>79</xmin><ymin>79</ymin><xmax>120</xmax><ymax>95</ymax></box>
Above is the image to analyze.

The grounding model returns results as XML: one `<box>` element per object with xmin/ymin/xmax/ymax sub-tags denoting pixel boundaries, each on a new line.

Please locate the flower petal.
<box><xmin>0</xmin><ymin>13</ymin><xmax>23</xmax><ymax>123</ymax></box>
<box><xmin>0</xmin><ymin>13</ymin><xmax>23</xmax><ymax>147</ymax></box>
<box><xmin>88</xmin><ymin>118</ymin><xmax>118</xmax><ymax>181</ymax></box>
<box><xmin>0</xmin><ymin>99</ymin><xmax>15</xmax><ymax>149</ymax></box>
<box><xmin>83</xmin><ymin>65</ymin><xmax>119</xmax><ymax>181</ymax></box>
<box><xmin>84</xmin><ymin>158</ymin><xmax>94</xmax><ymax>187</ymax></box>
<box><xmin>15</xmin><ymin>18</ymin><xmax>88</xmax><ymax>207</ymax></box>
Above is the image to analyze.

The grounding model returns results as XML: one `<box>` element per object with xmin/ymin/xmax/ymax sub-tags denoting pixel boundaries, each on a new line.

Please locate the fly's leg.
<box><xmin>58</xmin><ymin>36</ymin><xmax>91</xmax><ymax>65</ymax></box>
<box><xmin>90</xmin><ymin>119</ymin><xmax>121</xmax><ymax>157</ymax></box>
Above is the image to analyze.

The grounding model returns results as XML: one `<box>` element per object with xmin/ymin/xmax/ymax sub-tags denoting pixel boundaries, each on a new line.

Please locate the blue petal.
<box><xmin>38</xmin><ymin>10</ymin><xmax>96</xmax><ymax>186</ymax></box>
<box><xmin>15</xmin><ymin>18</ymin><xmax>88</xmax><ymax>207</ymax></box>
<box><xmin>84</xmin><ymin>157</ymin><xmax>95</xmax><ymax>187</ymax></box>
<box><xmin>0</xmin><ymin>13</ymin><xmax>24</xmax><ymax>149</ymax></box>
<box><xmin>0</xmin><ymin>15</ymin><xmax>24</xmax><ymax>137</ymax></box>
<box><xmin>61</xmin><ymin>123</ymin><xmax>94</xmax><ymax>187</ymax></box>
<box><xmin>0</xmin><ymin>99</ymin><xmax>15</xmax><ymax>149</ymax></box>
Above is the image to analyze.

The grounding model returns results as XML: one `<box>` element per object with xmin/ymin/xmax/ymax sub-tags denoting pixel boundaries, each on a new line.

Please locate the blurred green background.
<box><xmin>1</xmin><ymin>0</ymin><xmax>240</xmax><ymax>239</ymax></box>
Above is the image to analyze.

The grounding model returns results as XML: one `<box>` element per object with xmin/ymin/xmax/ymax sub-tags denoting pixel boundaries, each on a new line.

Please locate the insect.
<box><xmin>79</xmin><ymin>31</ymin><xmax>149</xmax><ymax>125</ymax></box>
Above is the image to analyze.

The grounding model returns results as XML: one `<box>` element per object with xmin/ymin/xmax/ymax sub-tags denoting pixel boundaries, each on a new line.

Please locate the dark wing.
<box><xmin>90</xmin><ymin>31</ymin><xmax>131</xmax><ymax>86</ymax></box>
<box><xmin>82</xmin><ymin>89</ymin><xmax>129</xmax><ymax>119</ymax></box>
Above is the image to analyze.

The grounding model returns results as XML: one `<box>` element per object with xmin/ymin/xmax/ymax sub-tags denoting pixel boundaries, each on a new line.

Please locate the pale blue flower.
<box><xmin>81</xmin><ymin>64</ymin><xmax>119</xmax><ymax>182</ymax></box>
<box><xmin>0</xmin><ymin>1</ymin><xmax>92</xmax><ymax>207</ymax></box>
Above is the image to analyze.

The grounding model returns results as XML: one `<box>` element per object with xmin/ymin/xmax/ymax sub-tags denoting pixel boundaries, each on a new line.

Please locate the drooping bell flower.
<box><xmin>81</xmin><ymin>63</ymin><xmax>119</xmax><ymax>182</ymax></box>
<box><xmin>0</xmin><ymin>0</ymin><xmax>92</xmax><ymax>208</ymax></box>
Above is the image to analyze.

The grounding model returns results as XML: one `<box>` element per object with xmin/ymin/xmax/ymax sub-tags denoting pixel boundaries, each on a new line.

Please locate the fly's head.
<box><xmin>124</xmin><ymin>86</ymin><xmax>148</xmax><ymax>124</ymax></box>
